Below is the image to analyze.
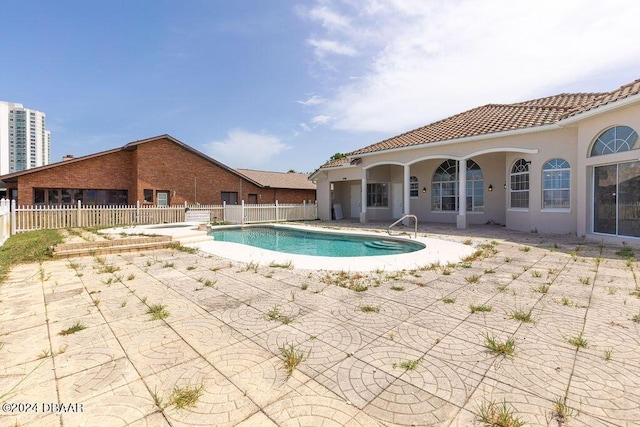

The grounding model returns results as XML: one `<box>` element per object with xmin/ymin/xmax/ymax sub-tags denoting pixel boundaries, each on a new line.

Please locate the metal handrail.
<box><xmin>387</xmin><ymin>214</ymin><xmax>418</xmax><ymax>238</ymax></box>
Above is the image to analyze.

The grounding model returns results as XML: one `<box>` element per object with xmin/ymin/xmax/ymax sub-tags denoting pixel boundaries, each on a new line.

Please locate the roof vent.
<box><xmin>62</xmin><ymin>154</ymin><xmax>75</xmax><ymax>161</ymax></box>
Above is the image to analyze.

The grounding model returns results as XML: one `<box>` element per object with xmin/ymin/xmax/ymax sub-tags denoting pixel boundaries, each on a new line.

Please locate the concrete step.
<box><xmin>172</xmin><ymin>230</ymin><xmax>213</xmax><ymax>245</ymax></box>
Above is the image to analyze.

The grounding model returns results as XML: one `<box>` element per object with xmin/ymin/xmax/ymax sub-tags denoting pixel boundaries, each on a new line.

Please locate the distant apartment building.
<box><xmin>0</xmin><ymin>101</ymin><xmax>51</xmax><ymax>175</ymax></box>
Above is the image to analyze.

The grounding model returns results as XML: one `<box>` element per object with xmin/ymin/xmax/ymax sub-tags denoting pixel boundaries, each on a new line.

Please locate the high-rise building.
<box><xmin>0</xmin><ymin>101</ymin><xmax>51</xmax><ymax>175</ymax></box>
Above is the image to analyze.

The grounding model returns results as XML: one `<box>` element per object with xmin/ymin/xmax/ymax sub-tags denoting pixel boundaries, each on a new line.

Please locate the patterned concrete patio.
<box><xmin>1</xmin><ymin>223</ymin><xmax>639</xmax><ymax>426</ymax></box>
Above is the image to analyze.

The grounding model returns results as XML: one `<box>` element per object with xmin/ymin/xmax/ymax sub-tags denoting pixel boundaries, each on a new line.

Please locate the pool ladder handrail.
<box><xmin>387</xmin><ymin>214</ymin><xmax>418</xmax><ymax>238</ymax></box>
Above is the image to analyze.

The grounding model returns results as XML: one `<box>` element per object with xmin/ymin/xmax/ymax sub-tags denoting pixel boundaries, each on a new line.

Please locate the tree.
<box><xmin>329</xmin><ymin>153</ymin><xmax>347</xmax><ymax>161</ymax></box>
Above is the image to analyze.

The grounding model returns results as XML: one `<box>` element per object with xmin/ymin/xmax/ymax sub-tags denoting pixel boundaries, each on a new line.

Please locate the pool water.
<box><xmin>209</xmin><ymin>226</ymin><xmax>424</xmax><ymax>257</ymax></box>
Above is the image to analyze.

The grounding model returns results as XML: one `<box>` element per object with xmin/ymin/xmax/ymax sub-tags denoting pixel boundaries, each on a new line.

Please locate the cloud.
<box><xmin>311</xmin><ymin>115</ymin><xmax>331</xmax><ymax>125</ymax></box>
<box><xmin>308</xmin><ymin>5</ymin><xmax>351</xmax><ymax>31</ymax></box>
<box><xmin>307</xmin><ymin>38</ymin><xmax>357</xmax><ymax>58</ymax></box>
<box><xmin>297</xmin><ymin>95</ymin><xmax>326</xmax><ymax>106</ymax></box>
<box><xmin>204</xmin><ymin>129</ymin><xmax>289</xmax><ymax>168</ymax></box>
<box><xmin>301</xmin><ymin>0</ymin><xmax>640</xmax><ymax>133</ymax></box>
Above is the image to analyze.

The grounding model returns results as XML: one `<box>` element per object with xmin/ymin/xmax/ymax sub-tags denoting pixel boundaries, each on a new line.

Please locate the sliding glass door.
<box><xmin>594</xmin><ymin>161</ymin><xmax>640</xmax><ymax>238</ymax></box>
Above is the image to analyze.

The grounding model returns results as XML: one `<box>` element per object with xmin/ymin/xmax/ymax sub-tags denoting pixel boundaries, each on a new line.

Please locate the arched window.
<box><xmin>431</xmin><ymin>160</ymin><xmax>484</xmax><ymax>211</ymax></box>
<box><xmin>542</xmin><ymin>158</ymin><xmax>570</xmax><ymax>209</ymax></box>
<box><xmin>590</xmin><ymin>126</ymin><xmax>639</xmax><ymax>156</ymax></box>
<box><xmin>510</xmin><ymin>159</ymin><xmax>530</xmax><ymax>209</ymax></box>
<box><xmin>410</xmin><ymin>176</ymin><xmax>419</xmax><ymax>198</ymax></box>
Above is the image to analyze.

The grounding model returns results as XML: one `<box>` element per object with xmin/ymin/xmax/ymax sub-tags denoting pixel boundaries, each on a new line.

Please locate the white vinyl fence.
<box><xmin>5</xmin><ymin>199</ymin><xmax>317</xmax><ymax>235</ymax></box>
<box><xmin>0</xmin><ymin>199</ymin><xmax>11</xmax><ymax>245</ymax></box>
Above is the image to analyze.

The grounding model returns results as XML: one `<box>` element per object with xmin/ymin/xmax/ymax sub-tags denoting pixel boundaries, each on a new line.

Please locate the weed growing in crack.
<box><xmin>167</xmin><ymin>384</ymin><xmax>205</xmax><ymax>409</ymax></box>
<box><xmin>509</xmin><ymin>310</ymin><xmax>534</xmax><ymax>323</ymax></box>
<box><xmin>151</xmin><ymin>387</ymin><xmax>164</xmax><ymax>410</ymax></box>
<box><xmin>604</xmin><ymin>348</ymin><xmax>614</xmax><ymax>361</ymax></box>
<box><xmin>147</xmin><ymin>304</ymin><xmax>170</xmax><ymax>320</ymax></box>
<box><xmin>280</xmin><ymin>343</ymin><xmax>307</xmax><ymax>377</ymax></box>
<box><xmin>470</xmin><ymin>304</ymin><xmax>492</xmax><ymax>313</ymax></box>
<box><xmin>466</xmin><ymin>275</ymin><xmax>480</xmax><ymax>284</ymax></box>
<box><xmin>483</xmin><ymin>334</ymin><xmax>515</xmax><ymax>357</ymax></box>
<box><xmin>240</xmin><ymin>261</ymin><xmax>259</xmax><ymax>272</ymax></box>
<box><xmin>59</xmin><ymin>322</ymin><xmax>87</xmax><ymax>336</ymax></box>
<box><xmin>359</xmin><ymin>305</ymin><xmax>380</xmax><ymax>313</ymax></box>
<box><xmin>268</xmin><ymin>260</ymin><xmax>293</xmax><ymax>269</ymax></box>
<box><xmin>392</xmin><ymin>358</ymin><xmax>421</xmax><ymax>370</ymax></box>
<box><xmin>616</xmin><ymin>246</ymin><xmax>635</xmax><ymax>258</ymax></box>
<box><xmin>476</xmin><ymin>399</ymin><xmax>525</xmax><ymax>427</ymax></box>
<box><xmin>266</xmin><ymin>305</ymin><xmax>281</xmax><ymax>321</ymax></box>
<box><xmin>550</xmin><ymin>396</ymin><xmax>574</xmax><ymax>425</ymax></box>
<box><xmin>535</xmin><ymin>283</ymin><xmax>550</xmax><ymax>294</ymax></box>
<box><xmin>567</xmin><ymin>333</ymin><xmax>588</xmax><ymax>349</ymax></box>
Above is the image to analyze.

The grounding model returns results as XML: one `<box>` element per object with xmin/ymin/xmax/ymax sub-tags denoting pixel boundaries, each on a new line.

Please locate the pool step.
<box><xmin>172</xmin><ymin>231</ymin><xmax>214</xmax><ymax>245</ymax></box>
<box><xmin>363</xmin><ymin>240</ymin><xmax>406</xmax><ymax>250</ymax></box>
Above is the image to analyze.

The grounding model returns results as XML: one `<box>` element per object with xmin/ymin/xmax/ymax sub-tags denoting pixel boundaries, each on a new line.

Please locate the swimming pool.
<box><xmin>209</xmin><ymin>226</ymin><xmax>425</xmax><ymax>257</ymax></box>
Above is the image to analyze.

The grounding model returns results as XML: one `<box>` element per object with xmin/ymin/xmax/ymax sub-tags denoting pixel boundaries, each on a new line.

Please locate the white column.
<box><xmin>457</xmin><ymin>158</ymin><xmax>468</xmax><ymax>229</ymax></box>
<box><xmin>360</xmin><ymin>170</ymin><xmax>367</xmax><ymax>223</ymax></box>
<box><xmin>403</xmin><ymin>165</ymin><xmax>410</xmax><ymax>216</ymax></box>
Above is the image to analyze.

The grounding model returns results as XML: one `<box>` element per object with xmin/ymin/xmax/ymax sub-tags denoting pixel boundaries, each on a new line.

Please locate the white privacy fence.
<box><xmin>3</xmin><ymin>199</ymin><xmax>317</xmax><ymax>235</ymax></box>
<box><xmin>0</xmin><ymin>199</ymin><xmax>10</xmax><ymax>245</ymax></box>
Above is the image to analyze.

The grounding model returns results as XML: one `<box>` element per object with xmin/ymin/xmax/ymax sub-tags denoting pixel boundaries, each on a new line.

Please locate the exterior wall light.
<box><xmin>503</xmin><ymin>182</ymin><xmax>507</xmax><ymax>190</ymax></box>
<box><xmin>488</xmin><ymin>184</ymin><xmax>493</xmax><ymax>192</ymax></box>
<box><xmin>422</xmin><ymin>187</ymin><xmax>427</xmax><ymax>193</ymax></box>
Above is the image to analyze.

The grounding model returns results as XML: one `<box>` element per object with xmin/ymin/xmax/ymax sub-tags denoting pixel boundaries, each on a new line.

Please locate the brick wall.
<box><xmin>7</xmin><ymin>137</ymin><xmax>316</xmax><ymax>205</ymax></box>
<box><xmin>133</xmin><ymin>139</ymin><xmax>267</xmax><ymax>205</ymax></box>
<box><xmin>12</xmin><ymin>151</ymin><xmax>133</xmax><ymax>205</ymax></box>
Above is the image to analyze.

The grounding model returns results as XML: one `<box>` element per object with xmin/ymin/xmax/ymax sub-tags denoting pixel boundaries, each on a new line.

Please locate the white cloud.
<box><xmin>300</xmin><ymin>123</ymin><xmax>312</xmax><ymax>131</ymax></box>
<box><xmin>205</xmin><ymin>129</ymin><xmax>289</xmax><ymax>169</ymax></box>
<box><xmin>308</xmin><ymin>38</ymin><xmax>357</xmax><ymax>58</ymax></box>
<box><xmin>297</xmin><ymin>95</ymin><xmax>326</xmax><ymax>106</ymax></box>
<box><xmin>301</xmin><ymin>0</ymin><xmax>640</xmax><ymax>133</ymax></box>
<box><xmin>308</xmin><ymin>5</ymin><xmax>351</xmax><ymax>31</ymax></box>
<box><xmin>311</xmin><ymin>115</ymin><xmax>331</xmax><ymax>125</ymax></box>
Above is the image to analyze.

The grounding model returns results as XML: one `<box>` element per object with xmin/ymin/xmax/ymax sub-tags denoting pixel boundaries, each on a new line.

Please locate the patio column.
<box><xmin>360</xmin><ymin>170</ymin><xmax>368</xmax><ymax>223</ymax></box>
<box><xmin>457</xmin><ymin>158</ymin><xmax>468</xmax><ymax>229</ymax></box>
<box><xmin>403</xmin><ymin>164</ymin><xmax>411</xmax><ymax>224</ymax></box>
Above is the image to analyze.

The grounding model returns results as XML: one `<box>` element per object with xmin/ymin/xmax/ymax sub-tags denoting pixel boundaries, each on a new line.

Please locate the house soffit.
<box><xmin>362</xmin><ymin>147</ymin><xmax>538</xmax><ymax>169</ymax></box>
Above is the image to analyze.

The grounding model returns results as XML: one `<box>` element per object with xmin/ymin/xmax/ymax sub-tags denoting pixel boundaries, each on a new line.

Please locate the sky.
<box><xmin>2</xmin><ymin>0</ymin><xmax>640</xmax><ymax>173</ymax></box>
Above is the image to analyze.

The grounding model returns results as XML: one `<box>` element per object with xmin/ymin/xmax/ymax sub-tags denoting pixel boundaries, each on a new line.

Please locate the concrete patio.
<box><xmin>1</xmin><ymin>223</ymin><xmax>639</xmax><ymax>426</ymax></box>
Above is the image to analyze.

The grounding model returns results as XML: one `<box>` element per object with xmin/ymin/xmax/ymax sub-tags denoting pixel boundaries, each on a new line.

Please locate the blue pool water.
<box><xmin>209</xmin><ymin>226</ymin><xmax>425</xmax><ymax>257</ymax></box>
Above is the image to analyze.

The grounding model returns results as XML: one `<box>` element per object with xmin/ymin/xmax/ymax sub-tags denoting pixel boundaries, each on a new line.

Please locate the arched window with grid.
<box><xmin>431</xmin><ymin>160</ymin><xmax>483</xmax><ymax>212</ymax></box>
<box><xmin>590</xmin><ymin>126</ymin><xmax>639</xmax><ymax>157</ymax></box>
<box><xmin>510</xmin><ymin>159</ymin><xmax>530</xmax><ymax>209</ymax></box>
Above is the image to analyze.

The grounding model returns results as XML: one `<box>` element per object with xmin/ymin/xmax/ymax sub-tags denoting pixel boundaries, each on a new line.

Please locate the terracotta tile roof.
<box><xmin>317</xmin><ymin>78</ymin><xmax>640</xmax><ymax>170</ymax></box>
<box><xmin>563</xmin><ymin>78</ymin><xmax>640</xmax><ymax>118</ymax></box>
<box><xmin>236</xmin><ymin>169</ymin><xmax>316</xmax><ymax>190</ymax></box>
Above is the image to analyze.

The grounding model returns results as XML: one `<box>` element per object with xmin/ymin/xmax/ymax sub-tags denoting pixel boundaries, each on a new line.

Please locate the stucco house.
<box><xmin>310</xmin><ymin>78</ymin><xmax>640</xmax><ymax>243</ymax></box>
<box><xmin>1</xmin><ymin>135</ymin><xmax>316</xmax><ymax>206</ymax></box>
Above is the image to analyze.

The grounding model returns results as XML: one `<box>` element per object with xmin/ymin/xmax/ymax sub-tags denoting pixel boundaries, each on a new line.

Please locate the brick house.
<box><xmin>0</xmin><ymin>135</ymin><xmax>316</xmax><ymax>206</ymax></box>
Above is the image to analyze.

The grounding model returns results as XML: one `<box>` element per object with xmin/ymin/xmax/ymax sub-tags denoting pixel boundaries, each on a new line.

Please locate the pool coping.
<box><xmin>193</xmin><ymin>223</ymin><xmax>476</xmax><ymax>271</ymax></box>
<box><xmin>100</xmin><ymin>222</ymin><xmax>477</xmax><ymax>271</ymax></box>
